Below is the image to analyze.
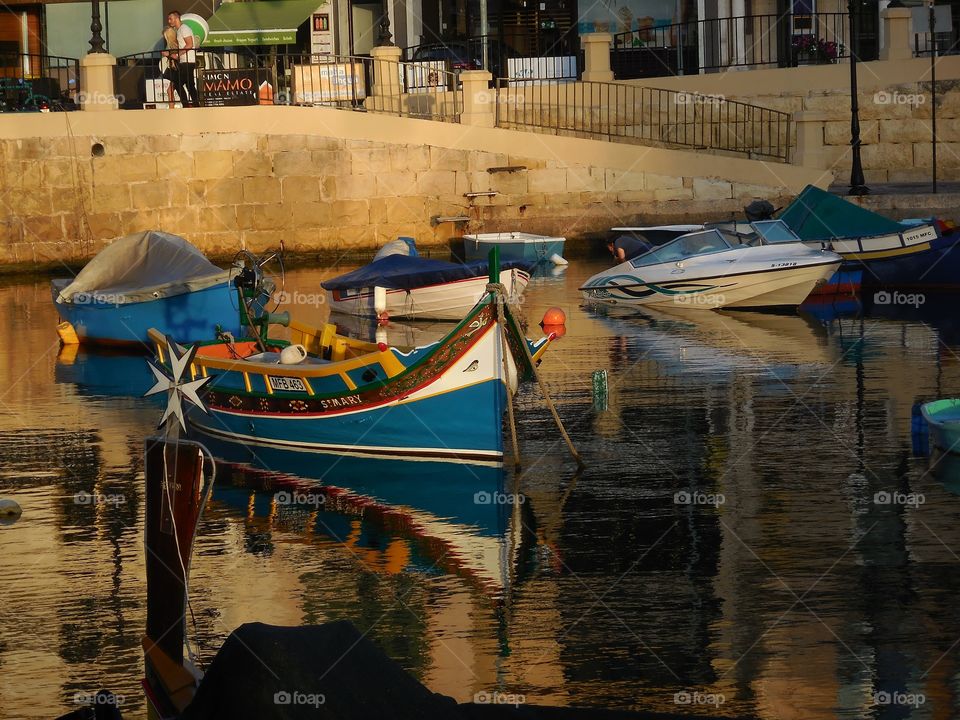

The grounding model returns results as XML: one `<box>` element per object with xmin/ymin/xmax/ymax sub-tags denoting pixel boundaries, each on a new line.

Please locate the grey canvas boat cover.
<box><xmin>56</xmin><ymin>231</ymin><xmax>231</xmax><ymax>304</ymax></box>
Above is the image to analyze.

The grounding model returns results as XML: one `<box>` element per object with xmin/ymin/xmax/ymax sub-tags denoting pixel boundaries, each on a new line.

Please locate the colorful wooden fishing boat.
<box><xmin>52</xmin><ymin>231</ymin><xmax>264</xmax><ymax>347</ymax></box>
<box><xmin>921</xmin><ymin>399</ymin><xmax>960</xmax><ymax>455</ymax></box>
<box><xmin>149</xmin><ymin>288</ymin><xmax>555</xmax><ymax>464</ymax></box>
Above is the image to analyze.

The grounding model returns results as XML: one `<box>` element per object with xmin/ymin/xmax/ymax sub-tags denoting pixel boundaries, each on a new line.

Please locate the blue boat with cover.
<box><xmin>52</xmin><ymin>231</ymin><xmax>257</xmax><ymax>347</ymax></box>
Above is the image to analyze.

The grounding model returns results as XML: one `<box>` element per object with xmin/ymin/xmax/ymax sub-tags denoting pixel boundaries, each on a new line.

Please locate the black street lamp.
<box><xmin>847</xmin><ymin>0</ymin><xmax>869</xmax><ymax>196</ymax></box>
<box><xmin>89</xmin><ymin>0</ymin><xmax>106</xmax><ymax>53</ymax></box>
<box><xmin>929</xmin><ymin>0</ymin><xmax>938</xmax><ymax>194</ymax></box>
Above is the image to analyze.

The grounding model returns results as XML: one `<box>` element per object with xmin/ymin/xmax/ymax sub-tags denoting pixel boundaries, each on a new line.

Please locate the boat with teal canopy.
<box><xmin>922</xmin><ymin>399</ymin><xmax>960</xmax><ymax>455</ymax></box>
<box><xmin>778</xmin><ymin>185</ymin><xmax>904</xmax><ymax>240</ymax></box>
<box><xmin>776</xmin><ymin>185</ymin><xmax>960</xmax><ymax>289</ymax></box>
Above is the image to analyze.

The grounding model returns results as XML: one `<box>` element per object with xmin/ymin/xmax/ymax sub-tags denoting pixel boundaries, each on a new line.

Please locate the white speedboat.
<box><xmin>581</xmin><ymin>227</ymin><xmax>841</xmax><ymax>310</ymax></box>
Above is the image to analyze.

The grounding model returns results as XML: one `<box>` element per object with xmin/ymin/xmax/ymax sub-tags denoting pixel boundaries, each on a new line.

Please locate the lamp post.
<box><xmin>89</xmin><ymin>0</ymin><xmax>105</xmax><ymax>53</ymax></box>
<box><xmin>929</xmin><ymin>0</ymin><xmax>938</xmax><ymax>194</ymax></box>
<box><xmin>848</xmin><ymin>0</ymin><xmax>869</xmax><ymax>196</ymax></box>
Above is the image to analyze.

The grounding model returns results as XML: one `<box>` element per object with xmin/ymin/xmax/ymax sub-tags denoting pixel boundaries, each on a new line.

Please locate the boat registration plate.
<box><xmin>269</xmin><ymin>376</ymin><xmax>307</xmax><ymax>392</ymax></box>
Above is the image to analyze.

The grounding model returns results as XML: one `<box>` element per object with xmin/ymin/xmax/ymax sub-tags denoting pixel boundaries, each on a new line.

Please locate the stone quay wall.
<box><xmin>0</xmin><ymin>106</ymin><xmax>824</xmax><ymax>268</ymax></box>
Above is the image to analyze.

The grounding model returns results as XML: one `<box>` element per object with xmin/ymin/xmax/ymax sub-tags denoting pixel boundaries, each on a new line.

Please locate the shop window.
<box><xmin>793</xmin><ymin>0</ymin><xmax>814</xmax><ymax>32</ymax></box>
<box><xmin>0</xmin><ymin>41</ymin><xmax>18</xmax><ymax>67</ymax></box>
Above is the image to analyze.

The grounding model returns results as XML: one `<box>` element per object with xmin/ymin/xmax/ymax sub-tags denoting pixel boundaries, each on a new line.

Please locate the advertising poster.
<box><xmin>291</xmin><ymin>62</ymin><xmax>366</xmax><ymax>103</ymax></box>
<box><xmin>201</xmin><ymin>68</ymin><xmax>260</xmax><ymax>106</ymax></box>
<box><xmin>577</xmin><ymin>0</ymin><xmax>680</xmax><ymax>39</ymax></box>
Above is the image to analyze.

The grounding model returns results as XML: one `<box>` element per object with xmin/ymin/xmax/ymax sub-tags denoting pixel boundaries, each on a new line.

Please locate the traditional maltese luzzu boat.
<box><xmin>150</xmin><ymin>285</ymin><xmax>555</xmax><ymax>464</ymax></box>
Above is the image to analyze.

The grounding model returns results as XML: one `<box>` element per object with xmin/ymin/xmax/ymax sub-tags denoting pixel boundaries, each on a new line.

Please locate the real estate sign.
<box><xmin>201</xmin><ymin>69</ymin><xmax>259</xmax><ymax>107</ymax></box>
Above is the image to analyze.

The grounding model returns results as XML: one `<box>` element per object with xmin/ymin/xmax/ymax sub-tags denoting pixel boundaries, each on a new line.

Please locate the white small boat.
<box><xmin>581</xmin><ymin>227</ymin><xmax>841</xmax><ymax>310</ymax></box>
<box><xmin>463</xmin><ymin>232</ymin><xmax>566</xmax><ymax>265</ymax></box>
<box><xmin>323</xmin><ymin>255</ymin><xmax>531</xmax><ymax>320</ymax></box>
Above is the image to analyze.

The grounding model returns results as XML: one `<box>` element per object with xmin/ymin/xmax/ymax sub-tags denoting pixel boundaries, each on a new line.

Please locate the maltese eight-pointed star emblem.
<box><xmin>145</xmin><ymin>336</ymin><xmax>212</xmax><ymax>431</ymax></box>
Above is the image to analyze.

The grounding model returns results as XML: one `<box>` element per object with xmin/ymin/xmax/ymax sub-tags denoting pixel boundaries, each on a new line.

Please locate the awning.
<box><xmin>205</xmin><ymin>0</ymin><xmax>320</xmax><ymax>47</ymax></box>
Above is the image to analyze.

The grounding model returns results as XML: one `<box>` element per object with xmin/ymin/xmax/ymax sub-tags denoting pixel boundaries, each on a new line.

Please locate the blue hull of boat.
<box><xmin>54</xmin><ymin>281</ymin><xmax>246</xmax><ymax>346</ymax></box>
<box><xmin>852</xmin><ymin>237</ymin><xmax>960</xmax><ymax>289</ymax></box>
<box><xmin>190</xmin><ymin>378</ymin><xmax>508</xmax><ymax>463</ymax></box>
<box><xmin>922</xmin><ymin>399</ymin><xmax>960</xmax><ymax>455</ymax></box>
<box><xmin>464</xmin><ymin>238</ymin><xmax>565</xmax><ymax>265</ymax></box>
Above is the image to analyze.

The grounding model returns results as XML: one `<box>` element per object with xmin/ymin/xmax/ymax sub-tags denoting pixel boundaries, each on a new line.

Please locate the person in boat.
<box><xmin>607</xmin><ymin>233</ymin><xmax>652</xmax><ymax>263</ymax></box>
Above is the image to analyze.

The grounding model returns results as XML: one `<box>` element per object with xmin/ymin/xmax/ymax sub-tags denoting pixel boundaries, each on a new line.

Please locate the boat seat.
<box><xmin>244</xmin><ymin>351</ymin><xmax>329</xmax><ymax>365</ymax></box>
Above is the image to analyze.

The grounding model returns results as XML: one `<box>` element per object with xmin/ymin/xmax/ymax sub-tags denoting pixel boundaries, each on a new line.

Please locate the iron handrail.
<box><xmin>495</xmin><ymin>79</ymin><xmax>792</xmax><ymax>162</ymax></box>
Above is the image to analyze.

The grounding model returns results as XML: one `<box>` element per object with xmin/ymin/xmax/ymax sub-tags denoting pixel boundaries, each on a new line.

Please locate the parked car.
<box><xmin>410</xmin><ymin>39</ymin><xmax>518</xmax><ymax>78</ymax></box>
<box><xmin>411</xmin><ymin>42</ymin><xmax>482</xmax><ymax>72</ymax></box>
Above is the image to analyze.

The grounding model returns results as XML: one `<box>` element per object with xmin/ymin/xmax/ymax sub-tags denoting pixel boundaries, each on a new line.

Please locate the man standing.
<box><xmin>164</xmin><ymin>11</ymin><xmax>197</xmax><ymax>107</ymax></box>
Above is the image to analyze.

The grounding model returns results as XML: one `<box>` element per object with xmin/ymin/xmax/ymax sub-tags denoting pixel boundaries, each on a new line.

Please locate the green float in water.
<box><xmin>592</xmin><ymin>370</ymin><xmax>608</xmax><ymax>411</ymax></box>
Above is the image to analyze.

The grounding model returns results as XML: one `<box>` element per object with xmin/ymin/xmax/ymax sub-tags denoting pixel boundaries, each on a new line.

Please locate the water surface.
<box><xmin>1</xmin><ymin>261</ymin><xmax>959</xmax><ymax>719</ymax></box>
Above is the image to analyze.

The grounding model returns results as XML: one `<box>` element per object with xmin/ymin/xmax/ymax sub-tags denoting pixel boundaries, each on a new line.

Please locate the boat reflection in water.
<box><xmin>589</xmin><ymin>303</ymin><xmax>839</xmax><ymax>377</ymax></box>
<box><xmin>54</xmin><ymin>343</ymin><xmax>157</xmax><ymax>399</ymax></box>
<box><xmin>928</xmin><ymin>448</ymin><xmax>960</xmax><ymax>491</ymax></box>
<box><xmin>194</xmin><ymin>433</ymin><xmax>534</xmax><ymax>598</ymax></box>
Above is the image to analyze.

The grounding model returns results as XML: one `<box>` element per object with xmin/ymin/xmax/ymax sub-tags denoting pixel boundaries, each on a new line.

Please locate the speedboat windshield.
<box><xmin>629</xmin><ymin>229</ymin><xmax>733</xmax><ymax>268</ymax></box>
<box><xmin>752</xmin><ymin>220</ymin><xmax>801</xmax><ymax>243</ymax></box>
<box><xmin>704</xmin><ymin>220</ymin><xmax>801</xmax><ymax>247</ymax></box>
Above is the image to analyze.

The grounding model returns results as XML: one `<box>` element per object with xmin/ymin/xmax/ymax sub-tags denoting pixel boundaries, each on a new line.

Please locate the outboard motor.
<box><xmin>744</xmin><ymin>199</ymin><xmax>776</xmax><ymax>222</ymax></box>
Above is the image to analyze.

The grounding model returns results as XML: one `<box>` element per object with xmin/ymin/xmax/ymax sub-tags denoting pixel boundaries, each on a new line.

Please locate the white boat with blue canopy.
<box><xmin>323</xmin><ymin>254</ymin><xmax>532</xmax><ymax>320</ymax></box>
<box><xmin>581</xmin><ymin>225</ymin><xmax>841</xmax><ymax>310</ymax></box>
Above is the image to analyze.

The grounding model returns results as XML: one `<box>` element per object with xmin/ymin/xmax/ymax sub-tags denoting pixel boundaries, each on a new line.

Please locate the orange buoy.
<box><xmin>542</xmin><ymin>323</ymin><xmax>566</xmax><ymax>339</ymax></box>
<box><xmin>541</xmin><ymin>307</ymin><xmax>566</xmax><ymax>326</ymax></box>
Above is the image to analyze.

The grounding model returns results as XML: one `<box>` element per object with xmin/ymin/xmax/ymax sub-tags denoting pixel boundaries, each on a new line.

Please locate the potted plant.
<box><xmin>792</xmin><ymin>35</ymin><xmax>843</xmax><ymax>64</ymax></box>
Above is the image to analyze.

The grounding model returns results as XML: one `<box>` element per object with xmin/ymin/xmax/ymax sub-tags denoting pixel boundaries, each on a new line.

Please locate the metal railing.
<box><xmin>0</xmin><ymin>53</ymin><xmax>79</xmax><ymax>111</ymax></box>
<box><xmin>611</xmin><ymin>12</ymin><xmax>879</xmax><ymax>80</ymax></box>
<box><xmin>913</xmin><ymin>31</ymin><xmax>960</xmax><ymax>57</ymax></box>
<box><xmin>114</xmin><ymin>51</ymin><xmax>461</xmax><ymax>121</ymax></box>
<box><xmin>495</xmin><ymin>80</ymin><xmax>791</xmax><ymax>161</ymax></box>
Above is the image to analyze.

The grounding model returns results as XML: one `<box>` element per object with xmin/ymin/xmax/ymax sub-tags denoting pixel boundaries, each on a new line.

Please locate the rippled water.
<box><xmin>1</xmin><ymin>259</ymin><xmax>960</xmax><ymax>719</ymax></box>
